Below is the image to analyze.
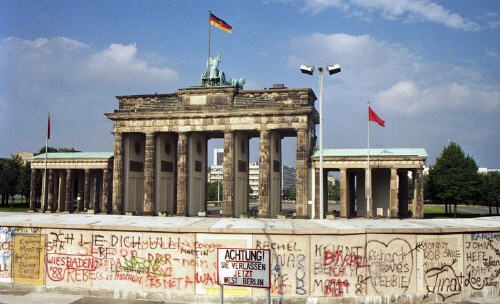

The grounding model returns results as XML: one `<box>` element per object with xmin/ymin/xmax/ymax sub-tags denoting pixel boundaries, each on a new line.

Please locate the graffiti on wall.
<box><xmin>0</xmin><ymin>227</ymin><xmax>14</xmax><ymax>283</ymax></box>
<box><xmin>0</xmin><ymin>227</ymin><xmax>499</xmax><ymax>300</ymax></box>
<box><xmin>44</xmin><ymin>230</ymin><xmax>199</xmax><ymax>292</ymax></box>
<box><xmin>464</xmin><ymin>233</ymin><xmax>500</xmax><ymax>291</ymax></box>
<box><xmin>13</xmin><ymin>234</ymin><xmax>45</xmax><ymax>285</ymax></box>
<box><xmin>311</xmin><ymin>235</ymin><xmax>367</xmax><ymax>297</ymax></box>
<box><xmin>255</xmin><ymin>235</ymin><xmax>308</xmax><ymax>296</ymax></box>
<box><xmin>419</xmin><ymin>236</ymin><xmax>463</xmax><ymax>301</ymax></box>
<box><xmin>365</xmin><ymin>237</ymin><xmax>419</xmax><ymax>296</ymax></box>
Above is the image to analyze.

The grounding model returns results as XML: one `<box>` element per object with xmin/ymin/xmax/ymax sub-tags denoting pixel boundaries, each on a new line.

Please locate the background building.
<box><xmin>213</xmin><ymin>148</ymin><xmax>224</xmax><ymax>167</ymax></box>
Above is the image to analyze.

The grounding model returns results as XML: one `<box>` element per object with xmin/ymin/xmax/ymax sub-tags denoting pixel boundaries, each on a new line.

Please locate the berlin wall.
<box><xmin>1</xmin><ymin>225</ymin><xmax>500</xmax><ymax>303</ymax></box>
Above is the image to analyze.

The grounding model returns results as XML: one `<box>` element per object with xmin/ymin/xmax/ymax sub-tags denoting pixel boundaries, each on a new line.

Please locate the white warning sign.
<box><xmin>217</xmin><ymin>248</ymin><xmax>270</xmax><ymax>288</ymax></box>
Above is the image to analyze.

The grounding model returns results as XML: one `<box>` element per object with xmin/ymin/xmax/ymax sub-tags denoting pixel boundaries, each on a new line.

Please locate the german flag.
<box><xmin>210</xmin><ymin>13</ymin><xmax>232</xmax><ymax>33</ymax></box>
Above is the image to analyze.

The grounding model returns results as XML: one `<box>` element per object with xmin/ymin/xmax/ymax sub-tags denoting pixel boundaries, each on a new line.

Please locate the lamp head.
<box><xmin>300</xmin><ymin>65</ymin><xmax>314</xmax><ymax>75</ymax></box>
<box><xmin>326</xmin><ymin>64</ymin><xmax>341</xmax><ymax>75</ymax></box>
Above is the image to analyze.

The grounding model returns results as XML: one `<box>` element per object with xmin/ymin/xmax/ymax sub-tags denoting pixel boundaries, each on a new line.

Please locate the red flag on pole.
<box><xmin>47</xmin><ymin>113</ymin><xmax>51</xmax><ymax>140</ymax></box>
<box><xmin>368</xmin><ymin>106</ymin><xmax>385</xmax><ymax>127</ymax></box>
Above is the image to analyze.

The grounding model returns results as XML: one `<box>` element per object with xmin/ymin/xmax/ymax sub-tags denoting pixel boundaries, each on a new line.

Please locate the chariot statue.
<box><xmin>201</xmin><ymin>52</ymin><xmax>245</xmax><ymax>89</ymax></box>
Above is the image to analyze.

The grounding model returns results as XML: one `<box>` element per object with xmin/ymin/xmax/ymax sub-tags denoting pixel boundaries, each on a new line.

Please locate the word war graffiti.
<box><xmin>44</xmin><ymin>230</ymin><xmax>197</xmax><ymax>292</ymax></box>
<box><xmin>464</xmin><ymin>233</ymin><xmax>500</xmax><ymax>292</ymax></box>
<box><xmin>366</xmin><ymin>237</ymin><xmax>417</xmax><ymax>296</ymax></box>
<box><xmin>311</xmin><ymin>235</ymin><xmax>367</xmax><ymax>297</ymax></box>
<box><xmin>255</xmin><ymin>236</ymin><xmax>309</xmax><ymax>296</ymax></box>
<box><xmin>419</xmin><ymin>236</ymin><xmax>464</xmax><ymax>301</ymax></box>
<box><xmin>0</xmin><ymin>227</ymin><xmax>14</xmax><ymax>283</ymax></box>
<box><xmin>13</xmin><ymin>234</ymin><xmax>45</xmax><ymax>285</ymax></box>
<box><xmin>424</xmin><ymin>259</ymin><xmax>462</xmax><ymax>301</ymax></box>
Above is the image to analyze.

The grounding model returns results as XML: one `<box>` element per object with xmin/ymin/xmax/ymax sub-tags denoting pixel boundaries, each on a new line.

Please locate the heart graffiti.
<box><xmin>366</xmin><ymin>238</ymin><xmax>414</xmax><ymax>295</ymax></box>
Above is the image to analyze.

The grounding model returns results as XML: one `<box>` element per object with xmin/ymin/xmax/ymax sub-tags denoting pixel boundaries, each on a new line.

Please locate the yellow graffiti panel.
<box><xmin>13</xmin><ymin>234</ymin><xmax>45</xmax><ymax>285</ymax></box>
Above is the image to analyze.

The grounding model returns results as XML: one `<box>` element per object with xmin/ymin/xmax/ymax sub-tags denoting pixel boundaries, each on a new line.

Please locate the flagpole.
<box><xmin>42</xmin><ymin>112</ymin><xmax>49</xmax><ymax>212</ymax></box>
<box><xmin>367</xmin><ymin>103</ymin><xmax>370</xmax><ymax>219</ymax></box>
<box><xmin>208</xmin><ymin>10</ymin><xmax>211</xmax><ymax>70</ymax></box>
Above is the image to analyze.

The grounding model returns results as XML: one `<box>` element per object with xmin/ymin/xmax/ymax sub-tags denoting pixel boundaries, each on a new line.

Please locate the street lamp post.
<box><xmin>300</xmin><ymin>64</ymin><xmax>341</xmax><ymax>219</ymax></box>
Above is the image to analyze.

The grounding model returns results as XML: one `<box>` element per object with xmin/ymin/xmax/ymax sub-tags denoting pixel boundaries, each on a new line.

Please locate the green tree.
<box><xmin>0</xmin><ymin>155</ymin><xmax>22</xmax><ymax>206</ymax></box>
<box><xmin>287</xmin><ymin>186</ymin><xmax>296</xmax><ymax>200</ymax></box>
<box><xmin>35</xmin><ymin>146</ymin><xmax>79</xmax><ymax>155</ymax></box>
<box><xmin>207</xmin><ymin>182</ymin><xmax>222</xmax><ymax>202</ymax></box>
<box><xmin>0</xmin><ymin>159</ymin><xmax>6</xmax><ymax>206</ymax></box>
<box><xmin>482</xmin><ymin>171</ymin><xmax>500</xmax><ymax>215</ymax></box>
<box><xmin>17</xmin><ymin>162</ymin><xmax>31</xmax><ymax>204</ymax></box>
<box><xmin>428</xmin><ymin>142</ymin><xmax>479</xmax><ymax>217</ymax></box>
<box><xmin>328</xmin><ymin>184</ymin><xmax>340</xmax><ymax>201</ymax></box>
<box><xmin>423</xmin><ymin>174</ymin><xmax>432</xmax><ymax>202</ymax></box>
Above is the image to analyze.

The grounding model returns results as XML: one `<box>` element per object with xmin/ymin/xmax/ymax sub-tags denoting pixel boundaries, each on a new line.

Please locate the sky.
<box><xmin>0</xmin><ymin>0</ymin><xmax>499</xmax><ymax>168</ymax></box>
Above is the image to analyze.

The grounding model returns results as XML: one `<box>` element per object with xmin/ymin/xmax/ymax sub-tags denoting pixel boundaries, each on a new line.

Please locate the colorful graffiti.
<box><xmin>0</xmin><ymin>227</ymin><xmax>498</xmax><ymax>301</ymax></box>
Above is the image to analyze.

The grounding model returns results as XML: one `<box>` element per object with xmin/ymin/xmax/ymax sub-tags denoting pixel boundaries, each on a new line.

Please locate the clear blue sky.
<box><xmin>1</xmin><ymin>1</ymin><xmax>499</xmax><ymax>168</ymax></box>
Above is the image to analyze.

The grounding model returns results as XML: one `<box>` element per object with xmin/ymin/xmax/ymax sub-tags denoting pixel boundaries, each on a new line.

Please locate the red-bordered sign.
<box><xmin>217</xmin><ymin>248</ymin><xmax>271</xmax><ymax>288</ymax></box>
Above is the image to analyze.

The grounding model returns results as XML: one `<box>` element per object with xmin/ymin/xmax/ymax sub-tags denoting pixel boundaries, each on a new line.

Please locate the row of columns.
<box><xmin>319</xmin><ymin>167</ymin><xmax>423</xmax><ymax>219</ymax></box>
<box><xmin>111</xmin><ymin>129</ymin><xmax>310</xmax><ymax>217</ymax></box>
<box><xmin>29</xmin><ymin>168</ymin><xmax>111</xmax><ymax>214</ymax></box>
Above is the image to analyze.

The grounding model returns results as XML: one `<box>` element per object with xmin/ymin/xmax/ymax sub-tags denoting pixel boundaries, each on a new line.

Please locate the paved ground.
<box><xmin>1</xmin><ymin>289</ymin><xmax>500</xmax><ymax>304</ymax></box>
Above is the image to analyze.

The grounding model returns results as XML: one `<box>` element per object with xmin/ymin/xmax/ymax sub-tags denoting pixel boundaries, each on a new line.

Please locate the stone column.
<box><xmin>340</xmin><ymin>168</ymin><xmax>348</xmax><ymax>217</ymax></box>
<box><xmin>398</xmin><ymin>170</ymin><xmax>409</xmax><ymax>217</ymax></box>
<box><xmin>102</xmin><ymin>168</ymin><xmax>110</xmax><ymax>214</ymax></box>
<box><xmin>413</xmin><ymin>168</ymin><xmax>424</xmax><ymax>219</ymax></box>
<box><xmin>143</xmin><ymin>132</ymin><xmax>155</xmax><ymax>215</ymax></box>
<box><xmin>53</xmin><ymin>171</ymin><xmax>59</xmax><ymax>211</ymax></box>
<box><xmin>58</xmin><ymin>170</ymin><xmax>66</xmax><ymax>212</ymax></box>
<box><xmin>84</xmin><ymin>169</ymin><xmax>90</xmax><ymax>211</ymax></box>
<box><xmin>176</xmin><ymin>132</ymin><xmax>188</xmax><ymax>216</ymax></box>
<box><xmin>389</xmin><ymin>167</ymin><xmax>398</xmax><ymax>218</ymax></box>
<box><xmin>365</xmin><ymin>167</ymin><xmax>373</xmax><ymax>218</ymax></box>
<box><xmin>64</xmin><ymin>169</ymin><xmax>72</xmax><ymax>212</ymax></box>
<box><xmin>77</xmin><ymin>171</ymin><xmax>84</xmax><ymax>211</ymax></box>
<box><xmin>47</xmin><ymin>169</ymin><xmax>54</xmax><ymax>212</ymax></box>
<box><xmin>295</xmin><ymin>129</ymin><xmax>309</xmax><ymax>218</ymax></box>
<box><xmin>258</xmin><ymin>129</ymin><xmax>270</xmax><ymax>217</ymax></box>
<box><xmin>92</xmin><ymin>173</ymin><xmax>99</xmax><ymax>213</ymax></box>
<box><xmin>222</xmin><ymin>131</ymin><xmax>234</xmax><ymax>217</ymax></box>
<box><xmin>41</xmin><ymin>170</ymin><xmax>47</xmax><ymax>211</ymax></box>
<box><xmin>29</xmin><ymin>169</ymin><xmax>37</xmax><ymax>211</ymax></box>
<box><xmin>112</xmin><ymin>132</ymin><xmax>124</xmax><ymax>214</ymax></box>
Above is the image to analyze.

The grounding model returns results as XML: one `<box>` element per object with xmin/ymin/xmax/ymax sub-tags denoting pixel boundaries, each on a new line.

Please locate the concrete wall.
<box><xmin>1</xmin><ymin>225</ymin><xmax>500</xmax><ymax>303</ymax></box>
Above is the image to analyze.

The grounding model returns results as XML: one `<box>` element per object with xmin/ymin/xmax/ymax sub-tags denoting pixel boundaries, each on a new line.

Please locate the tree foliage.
<box><xmin>207</xmin><ymin>182</ymin><xmax>222</xmax><ymax>201</ymax></box>
<box><xmin>428</xmin><ymin>142</ymin><xmax>479</xmax><ymax>215</ymax></box>
<box><xmin>328</xmin><ymin>184</ymin><xmax>340</xmax><ymax>201</ymax></box>
<box><xmin>0</xmin><ymin>155</ymin><xmax>23</xmax><ymax>206</ymax></box>
<box><xmin>35</xmin><ymin>146</ymin><xmax>79</xmax><ymax>155</ymax></box>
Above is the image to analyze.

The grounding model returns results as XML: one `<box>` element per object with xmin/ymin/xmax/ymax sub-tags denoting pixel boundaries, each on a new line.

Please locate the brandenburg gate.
<box><xmin>106</xmin><ymin>56</ymin><xmax>317</xmax><ymax>218</ymax></box>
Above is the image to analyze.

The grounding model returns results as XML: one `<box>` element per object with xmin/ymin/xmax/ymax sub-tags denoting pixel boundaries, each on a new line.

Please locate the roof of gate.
<box><xmin>31</xmin><ymin>152</ymin><xmax>113</xmax><ymax>160</ymax></box>
<box><xmin>313</xmin><ymin>148</ymin><xmax>428</xmax><ymax>158</ymax></box>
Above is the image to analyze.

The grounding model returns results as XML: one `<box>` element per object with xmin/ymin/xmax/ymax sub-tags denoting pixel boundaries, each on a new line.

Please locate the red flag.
<box><xmin>368</xmin><ymin>106</ymin><xmax>385</xmax><ymax>127</ymax></box>
<box><xmin>47</xmin><ymin>113</ymin><xmax>51</xmax><ymax>140</ymax></box>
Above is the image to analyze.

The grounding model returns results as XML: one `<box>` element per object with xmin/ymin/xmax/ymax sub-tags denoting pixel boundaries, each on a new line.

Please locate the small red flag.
<box><xmin>47</xmin><ymin>113</ymin><xmax>51</xmax><ymax>140</ymax></box>
<box><xmin>368</xmin><ymin>106</ymin><xmax>385</xmax><ymax>127</ymax></box>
